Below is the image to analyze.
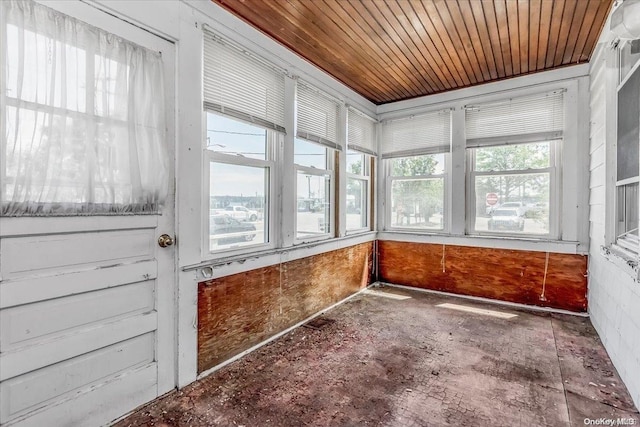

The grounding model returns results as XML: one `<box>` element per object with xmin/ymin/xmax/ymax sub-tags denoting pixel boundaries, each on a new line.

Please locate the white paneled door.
<box><xmin>0</xmin><ymin>2</ymin><xmax>176</xmax><ymax>426</ymax></box>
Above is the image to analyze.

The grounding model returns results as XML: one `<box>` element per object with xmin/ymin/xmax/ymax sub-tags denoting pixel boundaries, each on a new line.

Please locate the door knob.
<box><xmin>158</xmin><ymin>234</ymin><xmax>175</xmax><ymax>248</ymax></box>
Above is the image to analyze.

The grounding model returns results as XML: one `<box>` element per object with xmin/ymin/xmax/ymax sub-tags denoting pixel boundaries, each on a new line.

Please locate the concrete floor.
<box><xmin>116</xmin><ymin>285</ymin><xmax>640</xmax><ymax>427</ymax></box>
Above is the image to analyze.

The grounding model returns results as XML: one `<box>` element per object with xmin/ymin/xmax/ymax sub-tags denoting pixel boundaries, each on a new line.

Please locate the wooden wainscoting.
<box><xmin>378</xmin><ymin>241</ymin><xmax>587</xmax><ymax>312</ymax></box>
<box><xmin>197</xmin><ymin>242</ymin><xmax>374</xmax><ymax>373</ymax></box>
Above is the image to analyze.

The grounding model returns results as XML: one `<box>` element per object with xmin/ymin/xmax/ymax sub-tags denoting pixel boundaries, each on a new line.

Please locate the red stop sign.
<box><xmin>486</xmin><ymin>193</ymin><xmax>499</xmax><ymax>205</ymax></box>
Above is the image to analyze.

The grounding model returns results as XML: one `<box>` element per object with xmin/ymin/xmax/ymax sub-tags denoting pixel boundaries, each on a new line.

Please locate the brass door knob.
<box><xmin>158</xmin><ymin>234</ymin><xmax>175</xmax><ymax>248</ymax></box>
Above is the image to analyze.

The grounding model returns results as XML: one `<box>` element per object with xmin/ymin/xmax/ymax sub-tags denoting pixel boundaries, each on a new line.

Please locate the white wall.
<box><xmin>588</xmin><ymin>34</ymin><xmax>640</xmax><ymax>409</ymax></box>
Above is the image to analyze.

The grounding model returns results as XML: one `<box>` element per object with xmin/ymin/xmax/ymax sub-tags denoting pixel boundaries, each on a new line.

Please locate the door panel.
<box><xmin>0</xmin><ymin>2</ymin><xmax>176</xmax><ymax>425</ymax></box>
<box><xmin>2</xmin><ymin>333</ymin><xmax>155</xmax><ymax>419</ymax></box>
<box><xmin>0</xmin><ymin>281</ymin><xmax>155</xmax><ymax>349</ymax></box>
<box><xmin>0</xmin><ymin>260</ymin><xmax>157</xmax><ymax>309</ymax></box>
<box><xmin>1</xmin><ymin>229</ymin><xmax>156</xmax><ymax>278</ymax></box>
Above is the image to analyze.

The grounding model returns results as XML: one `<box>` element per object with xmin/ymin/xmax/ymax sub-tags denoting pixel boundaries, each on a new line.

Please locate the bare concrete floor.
<box><xmin>117</xmin><ymin>286</ymin><xmax>640</xmax><ymax>427</ymax></box>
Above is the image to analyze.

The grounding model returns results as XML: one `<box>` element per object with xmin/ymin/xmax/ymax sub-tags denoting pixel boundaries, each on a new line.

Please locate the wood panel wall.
<box><xmin>378</xmin><ymin>241</ymin><xmax>587</xmax><ymax>313</ymax></box>
<box><xmin>197</xmin><ymin>242</ymin><xmax>374</xmax><ymax>373</ymax></box>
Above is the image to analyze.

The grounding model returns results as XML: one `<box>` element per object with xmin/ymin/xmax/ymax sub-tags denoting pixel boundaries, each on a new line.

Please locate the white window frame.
<box><xmin>466</xmin><ymin>140</ymin><xmax>561</xmax><ymax>239</ymax></box>
<box><xmin>294</xmin><ymin>141</ymin><xmax>336</xmax><ymax>244</ymax></box>
<box><xmin>202</xmin><ymin>113</ymin><xmax>278</xmax><ymax>257</ymax></box>
<box><xmin>384</xmin><ymin>154</ymin><xmax>449</xmax><ymax>233</ymax></box>
<box><xmin>611</xmin><ymin>40</ymin><xmax>640</xmax><ymax>259</ymax></box>
<box><xmin>345</xmin><ymin>151</ymin><xmax>372</xmax><ymax>234</ymax></box>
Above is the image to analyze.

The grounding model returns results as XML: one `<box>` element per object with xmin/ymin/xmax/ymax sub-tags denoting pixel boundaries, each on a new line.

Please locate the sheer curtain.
<box><xmin>1</xmin><ymin>0</ymin><xmax>168</xmax><ymax>216</ymax></box>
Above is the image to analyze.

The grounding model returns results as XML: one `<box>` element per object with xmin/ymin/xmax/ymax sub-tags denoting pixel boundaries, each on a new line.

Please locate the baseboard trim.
<box><xmin>374</xmin><ymin>282</ymin><xmax>589</xmax><ymax>317</ymax></box>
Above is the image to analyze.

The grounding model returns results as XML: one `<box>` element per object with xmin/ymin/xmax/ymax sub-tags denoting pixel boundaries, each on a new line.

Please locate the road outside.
<box><xmin>475</xmin><ymin>215</ymin><xmax>549</xmax><ymax>234</ymax></box>
<box><xmin>209</xmin><ymin>212</ymin><xmax>549</xmax><ymax>251</ymax></box>
<box><xmin>210</xmin><ymin>212</ymin><xmax>369</xmax><ymax>251</ymax></box>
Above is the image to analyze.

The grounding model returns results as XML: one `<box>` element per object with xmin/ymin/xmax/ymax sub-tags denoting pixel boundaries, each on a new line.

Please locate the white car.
<box><xmin>488</xmin><ymin>208</ymin><xmax>525</xmax><ymax>231</ymax></box>
<box><xmin>499</xmin><ymin>202</ymin><xmax>526</xmax><ymax>216</ymax></box>
<box><xmin>223</xmin><ymin>206</ymin><xmax>259</xmax><ymax>222</ymax></box>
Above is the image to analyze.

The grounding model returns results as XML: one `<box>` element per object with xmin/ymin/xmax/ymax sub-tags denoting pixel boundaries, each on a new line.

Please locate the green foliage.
<box><xmin>391</xmin><ymin>155</ymin><xmax>438</xmax><ymax>176</ymax></box>
<box><xmin>347</xmin><ymin>159</ymin><xmax>362</xmax><ymax>175</ymax></box>
<box><xmin>391</xmin><ymin>155</ymin><xmax>443</xmax><ymax>225</ymax></box>
<box><xmin>475</xmin><ymin>143</ymin><xmax>550</xmax><ymax>204</ymax></box>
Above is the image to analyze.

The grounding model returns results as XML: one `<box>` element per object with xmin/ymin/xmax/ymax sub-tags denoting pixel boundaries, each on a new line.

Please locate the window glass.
<box><xmin>390</xmin><ymin>154</ymin><xmax>445</xmax><ymax>176</ymax></box>
<box><xmin>474</xmin><ymin>142</ymin><xmax>551</xmax><ymax>172</ymax></box>
<box><xmin>474</xmin><ymin>173</ymin><xmax>550</xmax><ymax>234</ymax></box>
<box><xmin>206</xmin><ymin>113</ymin><xmax>267</xmax><ymax>160</ymax></box>
<box><xmin>209</xmin><ymin>163</ymin><xmax>267</xmax><ymax>251</ymax></box>
<box><xmin>2</xmin><ymin>6</ymin><xmax>167</xmax><ymax>216</ymax></box>
<box><xmin>296</xmin><ymin>171</ymin><xmax>331</xmax><ymax>238</ymax></box>
<box><xmin>347</xmin><ymin>177</ymin><xmax>368</xmax><ymax>230</ymax></box>
<box><xmin>471</xmin><ymin>141</ymin><xmax>553</xmax><ymax>236</ymax></box>
<box><xmin>390</xmin><ymin>178</ymin><xmax>444</xmax><ymax>230</ymax></box>
<box><xmin>614</xmin><ymin>44</ymin><xmax>640</xmax><ymax>255</ymax></box>
<box><xmin>346</xmin><ymin>151</ymin><xmax>365</xmax><ymax>175</ymax></box>
<box><xmin>294</xmin><ymin>138</ymin><xmax>327</xmax><ymax>168</ymax></box>
<box><xmin>617</xmin><ymin>183</ymin><xmax>639</xmax><ymax>238</ymax></box>
<box><xmin>206</xmin><ymin>113</ymin><xmax>272</xmax><ymax>253</ymax></box>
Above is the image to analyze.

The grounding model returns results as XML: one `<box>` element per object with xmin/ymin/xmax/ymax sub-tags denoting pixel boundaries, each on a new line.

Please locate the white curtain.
<box><xmin>1</xmin><ymin>0</ymin><xmax>168</xmax><ymax>216</ymax></box>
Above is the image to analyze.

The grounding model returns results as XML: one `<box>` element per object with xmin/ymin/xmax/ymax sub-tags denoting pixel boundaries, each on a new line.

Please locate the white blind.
<box><xmin>203</xmin><ymin>30</ymin><xmax>286</xmax><ymax>133</ymax></box>
<box><xmin>465</xmin><ymin>90</ymin><xmax>564</xmax><ymax>147</ymax></box>
<box><xmin>347</xmin><ymin>107</ymin><xmax>377</xmax><ymax>155</ymax></box>
<box><xmin>297</xmin><ymin>82</ymin><xmax>342</xmax><ymax>150</ymax></box>
<box><xmin>381</xmin><ymin>109</ymin><xmax>451</xmax><ymax>159</ymax></box>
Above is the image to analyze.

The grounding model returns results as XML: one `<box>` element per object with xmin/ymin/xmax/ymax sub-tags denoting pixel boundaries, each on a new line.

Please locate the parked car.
<box><xmin>488</xmin><ymin>208</ymin><xmax>525</xmax><ymax>231</ymax></box>
<box><xmin>223</xmin><ymin>205</ymin><xmax>259</xmax><ymax>221</ymax></box>
<box><xmin>210</xmin><ymin>214</ymin><xmax>256</xmax><ymax>244</ymax></box>
<box><xmin>499</xmin><ymin>202</ymin><xmax>526</xmax><ymax>216</ymax></box>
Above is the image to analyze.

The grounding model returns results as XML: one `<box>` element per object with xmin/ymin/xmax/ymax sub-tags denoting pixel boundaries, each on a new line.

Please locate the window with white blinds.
<box><xmin>347</xmin><ymin>107</ymin><xmax>377</xmax><ymax>155</ymax></box>
<box><xmin>381</xmin><ymin>109</ymin><xmax>451</xmax><ymax>159</ymax></box>
<box><xmin>203</xmin><ymin>29</ymin><xmax>286</xmax><ymax>133</ymax></box>
<box><xmin>465</xmin><ymin>90</ymin><xmax>564</xmax><ymax>147</ymax></box>
<box><xmin>297</xmin><ymin>82</ymin><xmax>342</xmax><ymax>150</ymax></box>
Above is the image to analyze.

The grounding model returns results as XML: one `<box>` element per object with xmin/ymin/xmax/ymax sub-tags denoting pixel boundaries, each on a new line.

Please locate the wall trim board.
<box><xmin>377</xmin><ymin>232</ymin><xmax>585</xmax><ymax>255</ymax></box>
<box><xmin>186</xmin><ymin>232</ymin><xmax>376</xmax><ymax>280</ymax></box>
<box><xmin>196</xmin><ymin>242</ymin><xmax>374</xmax><ymax>373</ymax></box>
<box><xmin>377</xmin><ymin>240</ymin><xmax>588</xmax><ymax>313</ymax></box>
<box><xmin>377</xmin><ymin>282</ymin><xmax>590</xmax><ymax>318</ymax></box>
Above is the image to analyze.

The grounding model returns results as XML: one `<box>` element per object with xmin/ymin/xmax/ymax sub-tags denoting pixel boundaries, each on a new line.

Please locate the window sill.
<box><xmin>183</xmin><ymin>231</ymin><xmax>377</xmax><ymax>276</ymax></box>
<box><xmin>346</xmin><ymin>228</ymin><xmax>372</xmax><ymax>236</ymax></box>
<box><xmin>600</xmin><ymin>245</ymin><xmax>639</xmax><ymax>281</ymax></box>
<box><xmin>377</xmin><ymin>230</ymin><xmax>584</xmax><ymax>254</ymax></box>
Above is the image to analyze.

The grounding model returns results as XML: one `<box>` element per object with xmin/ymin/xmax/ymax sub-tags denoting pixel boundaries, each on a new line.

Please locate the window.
<box><xmin>614</xmin><ymin>40</ymin><xmax>640</xmax><ymax>257</ymax></box>
<box><xmin>382</xmin><ymin>109</ymin><xmax>451</xmax><ymax>231</ymax></box>
<box><xmin>2</xmin><ymin>0</ymin><xmax>168</xmax><ymax>216</ymax></box>
<box><xmin>346</xmin><ymin>151</ymin><xmax>371</xmax><ymax>231</ymax></box>
<box><xmin>466</xmin><ymin>91</ymin><xmax>564</xmax><ymax>237</ymax></box>
<box><xmin>295</xmin><ymin>82</ymin><xmax>340</xmax><ymax>241</ymax></box>
<box><xmin>346</xmin><ymin>107</ymin><xmax>376</xmax><ymax>232</ymax></box>
<box><xmin>388</xmin><ymin>154</ymin><xmax>445</xmax><ymax>230</ymax></box>
<box><xmin>469</xmin><ymin>141</ymin><xmax>556</xmax><ymax>236</ymax></box>
<box><xmin>206</xmin><ymin>114</ymin><xmax>275</xmax><ymax>252</ymax></box>
<box><xmin>294</xmin><ymin>138</ymin><xmax>334</xmax><ymax>239</ymax></box>
<box><xmin>203</xmin><ymin>30</ymin><xmax>286</xmax><ymax>254</ymax></box>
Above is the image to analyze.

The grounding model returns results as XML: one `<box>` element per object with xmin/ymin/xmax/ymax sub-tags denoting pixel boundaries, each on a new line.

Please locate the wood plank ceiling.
<box><xmin>212</xmin><ymin>0</ymin><xmax>613</xmax><ymax>105</ymax></box>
